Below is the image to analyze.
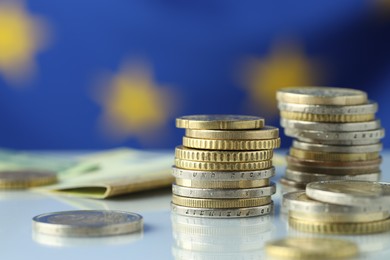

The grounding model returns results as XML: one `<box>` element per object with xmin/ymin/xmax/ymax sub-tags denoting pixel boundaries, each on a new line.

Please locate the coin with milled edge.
<box><xmin>286</xmin><ymin>155</ymin><xmax>382</xmax><ymax>168</ymax></box>
<box><xmin>172</xmin><ymin>194</ymin><xmax>271</xmax><ymax>208</ymax></box>
<box><xmin>171</xmin><ymin>166</ymin><xmax>275</xmax><ymax>181</ymax></box>
<box><xmin>281</xmin><ymin>111</ymin><xmax>374</xmax><ymax>122</ymax></box>
<box><xmin>278</xmin><ymin>100</ymin><xmax>377</xmax><ymax>114</ymax></box>
<box><xmin>289</xmin><ymin>147</ymin><xmax>379</xmax><ymax>161</ymax></box>
<box><xmin>276</xmin><ymin>87</ymin><xmax>367</xmax><ymax>105</ymax></box>
<box><xmin>171</xmin><ymin>202</ymin><xmax>273</xmax><ymax>218</ymax></box>
<box><xmin>176</xmin><ymin>115</ymin><xmax>264</xmax><ymax>129</ymax></box>
<box><xmin>185</xmin><ymin>126</ymin><xmax>279</xmax><ymax>140</ymax></box>
<box><xmin>175</xmin><ymin>158</ymin><xmax>273</xmax><ymax>171</ymax></box>
<box><xmin>306</xmin><ymin>181</ymin><xmax>390</xmax><ymax>209</ymax></box>
<box><xmin>32</xmin><ymin>210</ymin><xmax>143</xmax><ymax>237</ymax></box>
<box><xmin>265</xmin><ymin>237</ymin><xmax>359</xmax><ymax>259</ymax></box>
<box><xmin>172</xmin><ymin>183</ymin><xmax>276</xmax><ymax>198</ymax></box>
<box><xmin>175</xmin><ymin>178</ymin><xmax>270</xmax><ymax>188</ymax></box>
<box><xmin>280</xmin><ymin>118</ymin><xmax>381</xmax><ymax>132</ymax></box>
<box><xmin>183</xmin><ymin>136</ymin><xmax>281</xmax><ymax>150</ymax></box>
<box><xmin>0</xmin><ymin>170</ymin><xmax>57</xmax><ymax>189</ymax></box>
<box><xmin>292</xmin><ymin>140</ymin><xmax>383</xmax><ymax>153</ymax></box>
<box><xmin>285</xmin><ymin>128</ymin><xmax>385</xmax><ymax>142</ymax></box>
<box><xmin>285</xmin><ymin>169</ymin><xmax>380</xmax><ymax>183</ymax></box>
<box><xmin>289</xmin><ymin>210</ymin><xmax>389</xmax><ymax>223</ymax></box>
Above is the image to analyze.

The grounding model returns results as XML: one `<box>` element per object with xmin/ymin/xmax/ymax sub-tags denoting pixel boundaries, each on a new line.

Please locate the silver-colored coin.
<box><xmin>172</xmin><ymin>183</ymin><xmax>276</xmax><ymax>199</ymax></box>
<box><xmin>278</xmin><ymin>101</ymin><xmax>377</xmax><ymax>115</ymax></box>
<box><xmin>292</xmin><ymin>137</ymin><xmax>382</xmax><ymax>146</ymax></box>
<box><xmin>306</xmin><ymin>181</ymin><xmax>390</xmax><ymax>210</ymax></box>
<box><xmin>32</xmin><ymin>210</ymin><xmax>143</xmax><ymax>237</ymax></box>
<box><xmin>280</xmin><ymin>118</ymin><xmax>381</xmax><ymax>132</ymax></box>
<box><xmin>171</xmin><ymin>166</ymin><xmax>275</xmax><ymax>181</ymax></box>
<box><xmin>171</xmin><ymin>203</ymin><xmax>273</xmax><ymax>218</ymax></box>
<box><xmin>292</xmin><ymin>140</ymin><xmax>383</xmax><ymax>153</ymax></box>
<box><xmin>285</xmin><ymin>169</ymin><xmax>381</xmax><ymax>184</ymax></box>
<box><xmin>279</xmin><ymin>177</ymin><xmax>306</xmax><ymax>195</ymax></box>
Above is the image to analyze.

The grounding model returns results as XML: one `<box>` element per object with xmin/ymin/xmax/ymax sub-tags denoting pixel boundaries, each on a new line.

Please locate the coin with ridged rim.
<box><xmin>175</xmin><ymin>158</ymin><xmax>273</xmax><ymax>171</ymax></box>
<box><xmin>176</xmin><ymin>115</ymin><xmax>264</xmax><ymax>129</ymax></box>
<box><xmin>183</xmin><ymin>136</ymin><xmax>281</xmax><ymax>150</ymax></box>
<box><xmin>32</xmin><ymin>210</ymin><xmax>143</xmax><ymax>237</ymax></box>
<box><xmin>285</xmin><ymin>128</ymin><xmax>385</xmax><ymax>142</ymax></box>
<box><xmin>276</xmin><ymin>87</ymin><xmax>367</xmax><ymax>105</ymax></box>
<box><xmin>185</xmin><ymin>126</ymin><xmax>279</xmax><ymax>140</ymax></box>
<box><xmin>175</xmin><ymin>178</ymin><xmax>270</xmax><ymax>189</ymax></box>
<box><xmin>281</xmin><ymin>118</ymin><xmax>381</xmax><ymax>132</ymax></box>
<box><xmin>278</xmin><ymin>100</ymin><xmax>377</xmax><ymax>114</ymax></box>
<box><xmin>172</xmin><ymin>194</ymin><xmax>271</xmax><ymax>208</ymax></box>
<box><xmin>0</xmin><ymin>170</ymin><xmax>57</xmax><ymax>189</ymax></box>
<box><xmin>292</xmin><ymin>140</ymin><xmax>383</xmax><ymax>153</ymax></box>
<box><xmin>281</xmin><ymin>111</ymin><xmax>374</xmax><ymax>122</ymax></box>
<box><xmin>289</xmin><ymin>147</ymin><xmax>379</xmax><ymax>162</ymax></box>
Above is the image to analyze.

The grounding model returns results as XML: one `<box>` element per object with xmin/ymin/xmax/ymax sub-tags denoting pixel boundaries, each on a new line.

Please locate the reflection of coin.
<box><xmin>176</xmin><ymin>115</ymin><xmax>264</xmax><ymax>129</ymax></box>
<box><xmin>278</xmin><ymin>101</ymin><xmax>377</xmax><ymax>114</ymax></box>
<box><xmin>0</xmin><ymin>170</ymin><xmax>57</xmax><ymax>189</ymax></box>
<box><xmin>306</xmin><ymin>181</ymin><xmax>390</xmax><ymax>209</ymax></box>
<box><xmin>172</xmin><ymin>194</ymin><xmax>271</xmax><ymax>208</ymax></box>
<box><xmin>185</xmin><ymin>126</ymin><xmax>279</xmax><ymax>140</ymax></box>
<box><xmin>281</xmin><ymin>118</ymin><xmax>381</xmax><ymax>132</ymax></box>
<box><xmin>183</xmin><ymin>136</ymin><xmax>281</xmax><ymax>150</ymax></box>
<box><xmin>32</xmin><ymin>210</ymin><xmax>143</xmax><ymax>237</ymax></box>
<box><xmin>265</xmin><ymin>237</ymin><xmax>359</xmax><ymax>259</ymax></box>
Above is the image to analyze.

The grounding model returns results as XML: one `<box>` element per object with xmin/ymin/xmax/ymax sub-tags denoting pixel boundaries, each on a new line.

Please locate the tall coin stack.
<box><xmin>276</xmin><ymin>87</ymin><xmax>385</xmax><ymax>192</ymax></box>
<box><xmin>171</xmin><ymin>115</ymin><xmax>280</xmax><ymax>218</ymax></box>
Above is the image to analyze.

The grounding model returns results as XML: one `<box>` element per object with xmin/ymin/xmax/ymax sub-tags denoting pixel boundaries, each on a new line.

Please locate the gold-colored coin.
<box><xmin>289</xmin><ymin>210</ymin><xmax>390</xmax><ymax>223</ymax></box>
<box><xmin>280</xmin><ymin>111</ymin><xmax>374</xmax><ymax>122</ymax></box>
<box><xmin>175</xmin><ymin>146</ymin><xmax>273</xmax><ymax>162</ymax></box>
<box><xmin>172</xmin><ymin>194</ymin><xmax>271</xmax><ymax>208</ymax></box>
<box><xmin>265</xmin><ymin>237</ymin><xmax>359</xmax><ymax>260</ymax></box>
<box><xmin>185</xmin><ymin>126</ymin><xmax>279</xmax><ymax>140</ymax></box>
<box><xmin>0</xmin><ymin>170</ymin><xmax>57</xmax><ymax>189</ymax></box>
<box><xmin>175</xmin><ymin>178</ymin><xmax>270</xmax><ymax>188</ymax></box>
<box><xmin>289</xmin><ymin>216</ymin><xmax>390</xmax><ymax>234</ymax></box>
<box><xmin>175</xmin><ymin>158</ymin><xmax>272</xmax><ymax>171</ymax></box>
<box><xmin>176</xmin><ymin>115</ymin><xmax>264</xmax><ymax>129</ymax></box>
<box><xmin>183</xmin><ymin>137</ymin><xmax>281</xmax><ymax>150</ymax></box>
<box><xmin>276</xmin><ymin>87</ymin><xmax>367</xmax><ymax>105</ymax></box>
<box><xmin>289</xmin><ymin>148</ymin><xmax>380</xmax><ymax>162</ymax></box>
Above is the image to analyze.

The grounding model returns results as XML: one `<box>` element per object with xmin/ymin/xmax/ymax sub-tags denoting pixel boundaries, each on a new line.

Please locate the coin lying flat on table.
<box><xmin>185</xmin><ymin>126</ymin><xmax>279</xmax><ymax>140</ymax></box>
<box><xmin>32</xmin><ymin>210</ymin><xmax>143</xmax><ymax>237</ymax></box>
<box><xmin>278</xmin><ymin>100</ymin><xmax>377</xmax><ymax>114</ymax></box>
<box><xmin>280</xmin><ymin>111</ymin><xmax>374</xmax><ymax>122</ymax></box>
<box><xmin>285</xmin><ymin>128</ymin><xmax>385</xmax><ymax>142</ymax></box>
<box><xmin>172</xmin><ymin>194</ymin><xmax>272</xmax><ymax>208</ymax></box>
<box><xmin>183</xmin><ymin>136</ymin><xmax>281</xmax><ymax>150</ymax></box>
<box><xmin>265</xmin><ymin>237</ymin><xmax>359</xmax><ymax>260</ymax></box>
<box><xmin>0</xmin><ymin>170</ymin><xmax>57</xmax><ymax>189</ymax></box>
<box><xmin>176</xmin><ymin>115</ymin><xmax>264</xmax><ymax>129</ymax></box>
<box><xmin>175</xmin><ymin>178</ymin><xmax>270</xmax><ymax>189</ymax></box>
<box><xmin>175</xmin><ymin>158</ymin><xmax>273</xmax><ymax>171</ymax></box>
<box><xmin>289</xmin><ymin>147</ymin><xmax>379</xmax><ymax>162</ymax></box>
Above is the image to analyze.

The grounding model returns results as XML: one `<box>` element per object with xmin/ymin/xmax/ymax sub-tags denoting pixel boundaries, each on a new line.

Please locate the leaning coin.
<box><xmin>176</xmin><ymin>115</ymin><xmax>264</xmax><ymax>129</ymax></box>
<box><xmin>185</xmin><ymin>126</ymin><xmax>279</xmax><ymax>140</ymax></box>
<box><xmin>175</xmin><ymin>158</ymin><xmax>273</xmax><ymax>171</ymax></box>
<box><xmin>285</xmin><ymin>128</ymin><xmax>385</xmax><ymax>142</ymax></box>
<box><xmin>265</xmin><ymin>237</ymin><xmax>359</xmax><ymax>260</ymax></box>
<box><xmin>285</xmin><ymin>169</ymin><xmax>380</xmax><ymax>183</ymax></box>
<box><xmin>289</xmin><ymin>147</ymin><xmax>379</xmax><ymax>161</ymax></box>
<box><xmin>172</xmin><ymin>183</ymin><xmax>276</xmax><ymax>199</ymax></box>
<box><xmin>32</xmin><ymin>210</ymin><xmax>143</xmax><ymax>237</ymax></box>
<box><xmin>306</xmin><ymin>181</ymin><xmax>390</xmax><ymax>209</ymax></box>
<box><xmin>183</xmin><ymin>136</ymin><xmax>281</xmax><ymax>150</ymax></box>
<box><xmin>0</xmin><ymin>170</ymin><xmax>57</xmax><ymax>189</ymax></box>
<box><xmin>292</xmin><ymin>140</ymin><xmax>383</xmax><ymax>153</ymax></box>
<box><xmin>276</xmin><ymin>86</ymin><xmax>367</xmax><ymax>105</ymax></box>
<box><xmin>278</xmin><ymin>100</ymin><xmax>377</xmax><ymax>114</ymax></box>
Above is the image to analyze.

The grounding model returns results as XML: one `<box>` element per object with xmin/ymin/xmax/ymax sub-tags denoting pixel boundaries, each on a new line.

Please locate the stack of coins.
<box><xmin>283</xmin><ymin>180</ymin><xmax>390</xmax><ymax>235</ymax></box>
<box><xmin>276</xmin><ymin>87</ymin><xmax>385</xmax><ymax>192</ymax></box>
<box><xmin>171</xmin><ymin>115</ymin><xmax>280</xmax><ymax>218</ymax></box>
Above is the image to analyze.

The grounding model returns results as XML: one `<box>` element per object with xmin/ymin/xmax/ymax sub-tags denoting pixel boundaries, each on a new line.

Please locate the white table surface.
<box><xmin>1</xmin><ymin>151</ymin><xmax>390</xmax><ymax>260</ymax></box>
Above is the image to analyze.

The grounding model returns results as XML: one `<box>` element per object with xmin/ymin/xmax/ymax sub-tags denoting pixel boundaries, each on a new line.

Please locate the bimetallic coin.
<box><xmin>171</xmin><ymin>194</ymin><xmax>272</xmax><ymax>208</ymax></box>
<box><xmin>175</xmin><ymin>146</ymin><xmax>273</xmax><ymax>162</ymax></box>
<box><xmin>276</xmin><ymin>87</ymin><xmax>367</xmax><ymax>105</ymax></box>
<box><xmin>32</xmin><ymin>210</ymin><xmax>143</xmax><ymax>237</ymax></box>
<box><xmin>281</xmin><ymin>111</ymin><xmax>374</xmax><ymax>122</ymax></box>
<box><xmin>171</xmin><ymin>166</ymin><xmax>275</xmax><ymax>181</ymax></box>
<box><xmin>171</xmin><ymin>202</ymin><xmax>273</xmax><ymax>218</ymax></box>
<box><xmin>0</xmin><ymin>170</ymin><xmax>57</xmax><ymax>189</ymax></box>
<box><xmin>172</xmin><ymin>183</ymin><xmax>276</xmax><ymax>199</ymax></box>
<box><xmin>289</xmin><ymin>216</ymin><xmax>390</xmax><ymax>234</ymax></box>
<box><xmin>278</xmin><ymin>100</ymin><xmax>377</xmax><ymax>114</ymax></box>
<box><xmin>175</xmin><ymin>178</ymin><xmax>270</xmax><ymax>189</ymax></box>
<box><xmin>175</xmin><ymin>158</ymin><xmax>273</xmax><ymax>171</ymax></box>
<box><xmin>292</xmin><ymin>140</ymin><xmax>383</xmax><ymax>153</ymax></box>
<box><xmin>176</xmin><ymin>115</ymin><xmax>264</xmax><ymax>129</ymax></box>
<box><xmin>183</xmin><ymin>136</ymin><xmax>281</xmax><ymax>150</ymax></box>
<box><xmin>185</xmin><ymin>126</ymin><xmax>279</xmax><ymax>140</ymax></box>
<box><xmin>280</xmin><ymin>118</ymin><xmax>381</xmax><ymax>132</ymax></box>
<box><xmin>265</xmin><ymin>237</ymin><xmax>359</xmax><ymax>259</ymax></box>
<box><xmin>289</xmin><ymin>147</ymin><xmax>379</xmax><ymax>162</ymax></box>
<box><xmin>306</xmin><ymin>181</ymin><xmax>390</xmax><ymax>209</ymax></box>
<box><xmin>285</xmin><ymin>169</ymin><xmax>380</xmax><ymax>183</ymax></box>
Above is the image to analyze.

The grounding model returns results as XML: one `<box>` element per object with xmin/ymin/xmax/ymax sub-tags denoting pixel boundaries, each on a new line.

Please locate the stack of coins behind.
<box><xmin>171</xmin><ymin>115</ymin><xmax>280</xmax><ymax>218</ymax></box>
<box><xmin>276</xmin><ymin>87</ymin><xmax>385</xmax><ymax>192</ymax></box>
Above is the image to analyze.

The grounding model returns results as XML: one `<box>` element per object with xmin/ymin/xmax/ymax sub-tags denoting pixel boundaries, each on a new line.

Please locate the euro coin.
<box><xmin>174</xmin><ymin>158</ymin><xmax>273</xmax><ymax>171</ymax></box>
<box><xmin>185</xmin><ymin>126</ymin><xmax>278</xmax><ymax>140</ymax></box>
<box><xmin>0</xmin><ymin>170</ymin><xmax>57</xmax><ymax>189</ymax></box>
<box><xmin>183</xmin><ymin>136</ymin><xmax>281</xmax><ymax>150</ymax></box>
<box><xmin>175</xmin><ymin>178</ymin><xmax>270</xmax><ymax>189</ymax></box>
<box><xmin>176</xmin><ymin>115</ymin><xmax>264</xmax><ymax>129</ymax></box>
<box><xmin>292</xmin><ymin>140</ymin><xmax>383</xmax><ymax>153</ymax></box>
<box><xmin>172</xmin><ymin>194</ymin><xmax>271</xmax><ymax>208</ymax></box>
<box><xmin>278</xmin><ymin>100</ymin><xmax>377</xmax><ymax>114</ymax></box>
<box><xmin>289</xmin><ymin>147</ymin><xmax>379</xmax><ymax>161</ymax></box>
<box><xmin>285</xmin><ymin>169</ymin><xmax>380</xmax><ymax>183</ymax></box>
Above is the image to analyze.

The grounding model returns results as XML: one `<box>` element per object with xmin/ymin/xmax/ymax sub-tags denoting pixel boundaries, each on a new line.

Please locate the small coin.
<box><xmin>32</xmin><ymin>210</ymin><xmax>143</xmax><ymax>237</ymax></box>
<box><xmin>176</xmin><ymin>115</ymin><xmax>264</xmax><ymax>129</ymax></box>
<box><xmin>175</xmin><ymin>146</ymin><xmax>273</xmax><ymax>162</ymax></box>
<box><xmin>172</xmin><ymin>194</ymin><xmax>272</xmax><ymax>208</ymax></box>
<box><xmin>175</xmin><ymin>178</ymin><xmax>270</xmax><ymax>189</ymax></box>
<box><xmin>289</xmin><ymin>147</ymin><xmax>379</xmax><ymax>162</ymax></box>
<box><xmin>281</xmin><ymin>111</ymin><xmax>374</xmax><ymax>122</ymax></box>
<box><xmin>306</xmin><ymin>181</ymin><xmax>390</xmax><ymax>209</ymax></box>
<box><xmin>276</xmin><ymin>87</ymin><xmax>367</xmax><ymax>105</ymax></box>
<box><xmin>183</xmin><ymin>136</ymin><xmax>281</xmax><ymax>150</ymax></box>
<box><xmin>285</xmin><ymin>128</ymin><xmax>385</xmax><ymax>142</ymax></box>
<box><xmin>289</xmin><ymin>216</ymin><xmax>390</xmax><ymax>234</ymax></box>
<box><xmin>286</xmin><ymin>155</ymin><xmax>382</xmax><ymax>168</ymax></box>
<box><xmin>0</xmin><ymin>170</ymin><xmax>57</xmax><ymax>189</ymax></box>
<box><xmin>171</xmin><ymin>202</ymin><xmax>273</xmax><ymax>218</ymax></box>
<box><xmin>292</xmin><ymin>140</ymin><xmax>383</xmax><ymax>153</ymax></box>
<box><xmin>280</xmin><ymin>118</ymin><xmax>381</xmax><ymax>132</ymax></box>
<box><xmin>265</xmin><ymin>237</ymin><xmax>359</xmax><ymax>259</ymax></box>
<box><xmin>172</xmin><ymin>183</ymin><xmax>276</xmax><ymax>199</ymax></box>
<box><xmin>185</xmin><ymin>126</ymin><xmax>279</xmax><ymax>140</ymax></box>
<box><xmin>285</xmin><ymin>169</ymin><xmax>380</xmax><ymax>183</ymax></box>
<box><xmin>171</xmin><ymin>166</ymin><xmax>275</xmax><ymax>181</ymax></box>
<box><xmin>174</xmin><ymin>158</ymin><xmax>273</xmax><ymax>171</ymax></box>
<box><xmin>278</xmin><ymin>100</ymin><xmax>377</xmax><ymax>114</ymax></box>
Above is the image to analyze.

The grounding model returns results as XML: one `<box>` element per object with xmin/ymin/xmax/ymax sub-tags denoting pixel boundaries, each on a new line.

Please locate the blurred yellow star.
<box><xmin>241</xmin><ymin>41</ymin><xmax>321</xmax><ymax>116</ymax></box>
<box><xmin>94</xmin><ymin>61</ymin><xmax>176</xmax><ymax>143</ymax></box>
<box><xmin>0</xmin><ymin>1</ymin><xmax>48</xmax><ymax>85</ymax></box>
